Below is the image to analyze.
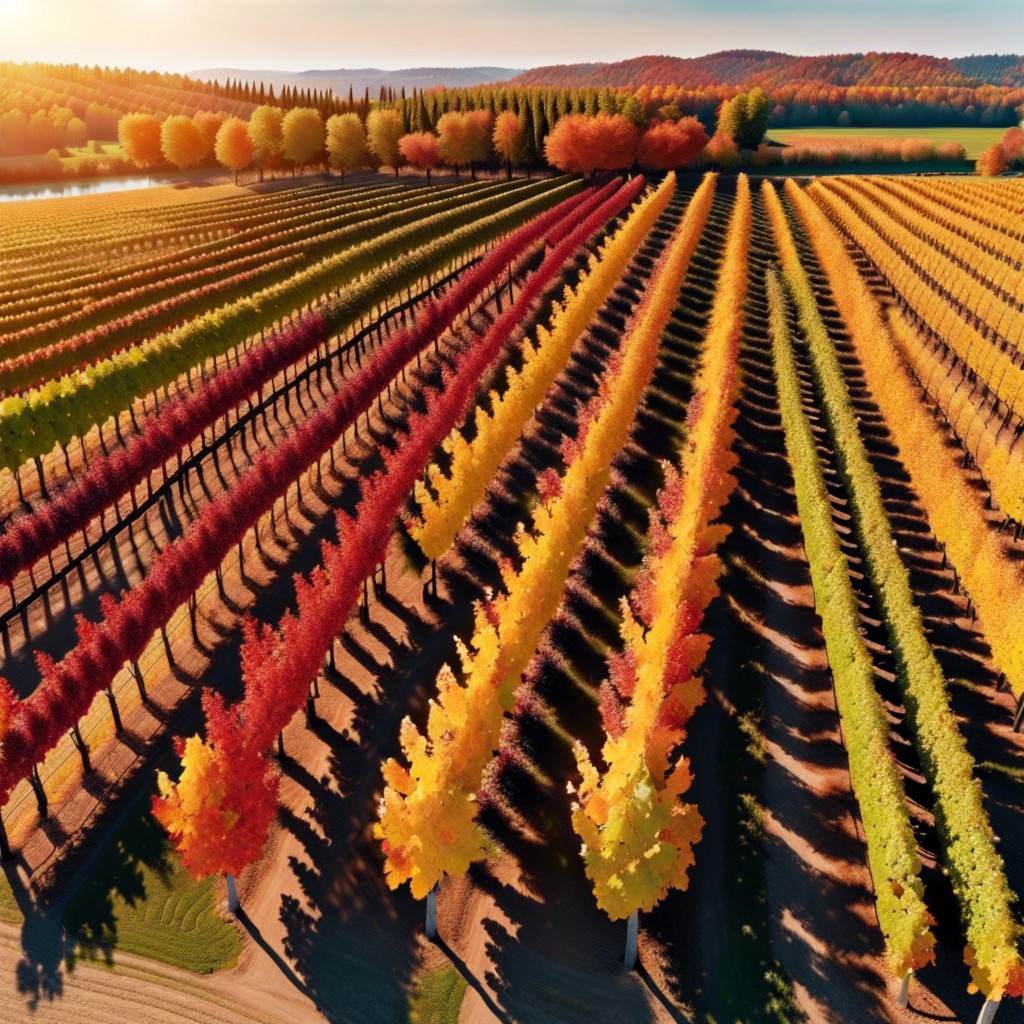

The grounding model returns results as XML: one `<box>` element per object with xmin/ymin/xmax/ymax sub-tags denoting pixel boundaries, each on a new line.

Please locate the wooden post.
<box><xmin>897</xmin><ymin>969</ymin><xmax>912</xmax><ymax>1008</ymax></box>
<box><xmin>624</xmin><ymin>909</ymin><xmax>639</xmax><ymax>970</ymax></box>
<box><xmin>1013</xmin><ymin>693</ymin><xmax>1024</xmax><ymax>733</ymax></box>
<box><xmin>425</xmin><ymin>884</ymin><xmax>438</xmax><ymax>940</ymax></box>
<box><xmin>278</xmin><ymin>731</ymin><xmax>286</xmax><ymax>758</ymax></box>
<box><xmin>225</xmin><ymin>872</ymin><xmax>239</xmax><ymax>914</ymax></box>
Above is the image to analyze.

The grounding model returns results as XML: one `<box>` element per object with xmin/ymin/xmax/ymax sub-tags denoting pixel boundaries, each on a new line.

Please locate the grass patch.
<box><xmin>767</xmin><ymin>126</ymin><xmax>1004</xmax><ymax>161</ymax></box>
<box><xmin>62</xmin><ymin>795</ymin><xmax>240</xmax><ymax>974</ymax></box>
<box><xmin>407</xmin><ymin>965</ymin><xmax>468</xmax><ymax>1023</ymax></box>
<box><xmin>0</xmin><ymin>870</ymin><xmax>23</xmax><ymax>925</ymax></box>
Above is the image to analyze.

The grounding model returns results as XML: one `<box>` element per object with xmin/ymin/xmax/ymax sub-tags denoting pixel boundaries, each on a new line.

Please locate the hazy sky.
<box><xmin>1</xmin><ymin>0</ymin><xmax>1020</xmax><ymax>72</ymax></box>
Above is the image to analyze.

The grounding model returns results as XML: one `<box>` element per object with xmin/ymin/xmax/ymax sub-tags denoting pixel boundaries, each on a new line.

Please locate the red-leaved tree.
<box><xmin>637</xmin><ymin>118</ymin><xmax>708</xmax><ymax>170</ymax></box>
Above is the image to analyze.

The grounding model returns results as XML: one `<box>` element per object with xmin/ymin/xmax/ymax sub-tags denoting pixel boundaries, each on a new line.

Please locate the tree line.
<box><xmin>117</xmin><ymin>88</ymin><xmax>776</xmax><ymax>180</ymax></box>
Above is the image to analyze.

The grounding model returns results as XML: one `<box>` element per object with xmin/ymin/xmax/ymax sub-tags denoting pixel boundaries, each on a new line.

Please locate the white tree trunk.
<box><xmin>225</xmin><ymin>872</ymin><xmax>239</xmax><ymax>914</ymax></box>
<box><xmin>976</xmin><ymin>998</ymin><xmax>1000</xmax><ymax>1024</ymax></box>
<box><xmin>624</xmin><ymin>909</ymin><xmax>639</xmax><ymax>970</ymax></box>
<box><xmin>897</xmin><ymin>969</ymin><xmax>912</xmax><ymax>1008</ymax></box>
<box><xmin>425</xmin><ymin>885</ymin><xmax>438</xmax><ymax>940</ymax></box>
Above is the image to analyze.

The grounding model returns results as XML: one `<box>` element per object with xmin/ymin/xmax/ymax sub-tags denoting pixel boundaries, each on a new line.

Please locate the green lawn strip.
<box><xmin>62</xmin><ymin>797</ymin><xmax>240</xmax><ymax>974</ymax></box>
<box><xmin>0</xmin><ymin>871</ymin><xmax>22</xmax><ymax>925</ymax></box>
<box><xmin>766</xmin><ymin>266</ymin><xmax>931</xmax><ymax>977</ymax></box>
<box><xmin>407</xmin><ymin>964</ymin><xmax>468</xmax><ymax>1023</ymax></box>
<box><xmin>767</xmin><ymin>126</ymin><xmax>1004</xmax><ymax>161</ymax></box>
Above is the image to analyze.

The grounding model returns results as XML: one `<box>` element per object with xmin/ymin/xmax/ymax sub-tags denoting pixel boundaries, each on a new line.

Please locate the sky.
<box><xmin>0</xmin><ymin>0</ymin><xmax>1021</xmax><ymax>73</ymax></box>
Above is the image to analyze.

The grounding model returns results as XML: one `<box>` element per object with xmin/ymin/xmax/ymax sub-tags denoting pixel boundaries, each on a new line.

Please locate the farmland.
<box><xmin>768</xmin><ymin>126</ymin><xmax>1007</xmax><ymax>161</ymax></box>
<box><xmin>0</xmin><ymin>160</ymin><xmax>1023</xmax><ymax>1024</ymax></box>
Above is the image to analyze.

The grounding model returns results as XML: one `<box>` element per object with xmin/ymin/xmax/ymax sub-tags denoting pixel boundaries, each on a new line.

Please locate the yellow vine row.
<box><xmin>412</xmin><ymin>172</ymin><xmax>678</xmax><ymax>561</ymax></box>
<box><xmin>374</xmin><ymin>173</ymin><xmax>718</xmax><ymax>901</ymax></box>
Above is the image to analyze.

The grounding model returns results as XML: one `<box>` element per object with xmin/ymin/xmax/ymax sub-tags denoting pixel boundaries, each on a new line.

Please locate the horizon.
<box><xmin>1</xmin><ymin>0</ymin><xmax>1021</xmax><ymax>75</ymax></box>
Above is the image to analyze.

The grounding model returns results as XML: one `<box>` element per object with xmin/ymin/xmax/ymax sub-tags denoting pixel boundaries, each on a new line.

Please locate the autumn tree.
<box><xmin>704</xmin><ymin>131</ymin><xmax>740</xmax><ymax>169</ymax></box>
<box><xmin>118</xmin><ymin>113</ymin><xmax>163</xmax><ymax>170</ymax></box>
<box><xmin>282</xmin><ymin>107</ymin><xmax>324</xmax><ymax>173</ymax></box>
<box><xmin>436</xmin><ymin>111</ymin><xmax>470</xmax><ymax>178</ymax></box>
<box><xmin>248</xmin><ymin>104</ymin><xmax>284</xmax><ymax>181</ymax></box>
<box><xmin>717</xmin><ymin>87</ymin><xmax>770</xmax><ymax>149</ymax></box>
<box><xmin>977</xmin><ymin>143</ymin><xmax>1008</xmax><ymax>176</ymax></box>
<box><xmin>545</xmin><ymin>114</ymin><xmax>639</xmax><ymax>176</ymax></box>
<box><xmin>214</xmin><ymin>116</ymin><xmax>254</xmax><ymax>183</ymax></box>
<box><xmin>1002</xmin><ymin>125</ymin><xmax>1024</xmax><ymax>165</ymax></box>
<box><xmin>398</xmin><ymin>132</ymin><xmax>441</xmax><ymax>183</ymax></box>
<box><xmin>0</xmin><ymin>679</ymin><xmax>13</xmax><ymax>743</ymax></box>
<box><xmin>366</xmin><ymin>108</ymin><xmax>405</xmax><ymax>176</ymax></box>
<box><xmin>325</xmin><ymin>112</ymin><xmax>370</xmax><ymax>181</ymax></box>
<box><xmin>464</xmin><ymin>109</ymin><xmax>493</xmax><ymax>178</ymax></box>
<box><xmin>637</xmin><ymin>118</ymin><xmax>708</xmax><ymax>170</ymax></box>
<box><xmin>492</xmin><ymin>111</ymin><xmax>524</xmax><ymax>179</ymax></box>
<box><xmin>152</xmin><ymin>728</ymin><xmax>277</xmax><ymax>913</ymax></box>
<box><xmin>160</xmin><ymin>114</ymin><xmax>207</xmax><ymax>170</ymax></box>
<box><xmin>192</xmin><ymin>110</ymin><xmax>226</xmax><ymax>160</ymax></box>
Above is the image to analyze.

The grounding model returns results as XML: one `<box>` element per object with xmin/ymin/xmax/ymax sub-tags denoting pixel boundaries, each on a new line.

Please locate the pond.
<box><xmin>0</xmin><ymin>174</ymin><xmax>189</xmax><ymax>203</ymax></box>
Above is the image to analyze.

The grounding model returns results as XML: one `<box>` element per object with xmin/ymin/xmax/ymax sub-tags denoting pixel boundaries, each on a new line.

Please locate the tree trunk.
<box><xmin>225</xmin><ymin>872</ymin><xmax>239</xmax><ymax>914</ymax></box>
<box><xmin>0</xmin><ymin>813</ymin><xmax>11</xmax><ymax>863</ymax></box>
<box><xmin>976</xmin><ymin>998</ymin><xmax>1001</xmax><ymax>1024</ymax></box>
<box><xmin>33</xmin><ymin>454</ymin><xmax>49</xmax><ymax>500</ymax></box>
<box><xmin>624</xmin><ymin>909</ymin><xmax>639</xmax><ymax>970</ymax></box>
<box><xmin>897</xmin><ymin>969</ymin><xmax>912</xmax><ymax>1008</ymax></box>
<box><xmin>425</xmin><ymin>884</ymin><xmax>438</xmax><ymax>940</ymax></box>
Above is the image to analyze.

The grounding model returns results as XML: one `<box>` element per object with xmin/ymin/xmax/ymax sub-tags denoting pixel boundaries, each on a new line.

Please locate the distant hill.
<box><xmin>190</xmin><ymin>66</ymin><xmax>522</xmax><ymax>96</ymax></box>
<box><xmin>950</xmin><ymin>54</ymin><xmax>1024</xmax><ymax>88</ymax></box>
<box><xmin>508</xmin><ymin>50</ymin><xmax>1024</xmax><ymax>90</ymax></box>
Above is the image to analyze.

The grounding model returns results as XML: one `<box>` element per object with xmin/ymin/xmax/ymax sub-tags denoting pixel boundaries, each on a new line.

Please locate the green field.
<box><xmin>768</xmin><ymin>126</ymin><xmax>1004</xmax><ymax>160</ymax></box>
<box><xmin>407</xmin><ymin>965</ymin><xmax>468</xmax><ymax>1023</ymax></box>
<box><xmin>0</xmin><ymin>871</ymin><xmax>22</xmax><ymax>925</ymax></box>
<box><xmin>62</xmin><ymin>797</ymin><xmax>241</xmax><ymax>974</ymax></box>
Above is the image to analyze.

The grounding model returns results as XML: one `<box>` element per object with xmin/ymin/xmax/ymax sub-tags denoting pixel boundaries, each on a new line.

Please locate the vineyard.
<box><xmin>0</xmin><ymin>168</ymin><xmax>1023</xmax><ymax>1024</ymax></box>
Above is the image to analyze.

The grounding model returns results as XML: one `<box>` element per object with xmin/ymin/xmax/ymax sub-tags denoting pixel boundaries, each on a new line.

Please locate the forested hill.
<box><xmin>509</xmin><ymin>50</ymin><xmax>1024</xmax><ymax>89</ymax></box>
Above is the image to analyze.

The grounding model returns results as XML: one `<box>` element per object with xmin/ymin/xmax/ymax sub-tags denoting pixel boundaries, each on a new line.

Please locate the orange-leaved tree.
<box><xmin>545</xmin><ymin>114</ymin><xmax>639</xmax><ymax>176</ymax></box>
<box><xmin>492</xmin><ymin>111</ymin><xmax>524</xmax><ymax>179</ymax></box>
<box><xmin>160</xmin><ymin>114</ymin><xmax>207</xmax><ymax>170</ymax></box>
<box><xmin>704</xmin><ymin>131</ymin><xmax>739</xmax><ymax>169</ymax></box>
<box><xmin>976</xmin><ymin>143</ymin><xmax>1008</xmax><ymax>176</ymax></box>
<box><xmin>118</xmin><ymin>113</ymin><xmax>163</xmax><ymax>170</ymax></box>
<box><xmin>214</xmin><ymin>117</ymin><xmax>254</xmax><ymax>183</ymax></box>
<box><xmin>464</xmin><ymin>109</ymin><xmax>493</xmax><ymax>179</ymax></box>
<box><xmin>152</xmin><ymin>696</ymin><xmax>278</xmax><ymax>913</ymax></box>
<box><xmin>637</xmin><ymin>118</ymin><xmax>708</xmax><ymax>170</ymax></box>
<box><xmin>399</xmin><ymin>132</ymin><xmax>441</xmax><ymax>183</ymax></box>
<box><xmin>193</xmin><ymin>110</ymin><xmax>226</xmax><ymax>160</ymax></box>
